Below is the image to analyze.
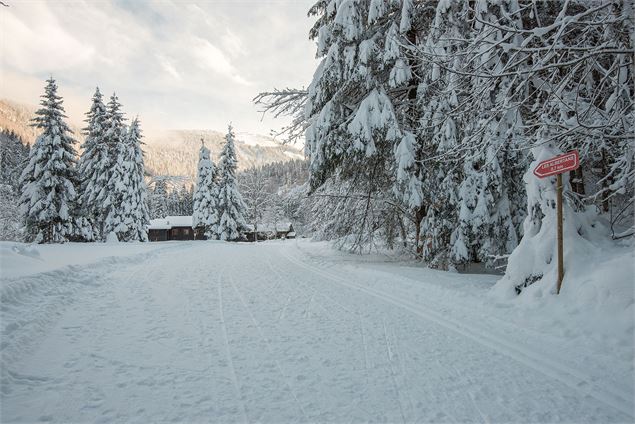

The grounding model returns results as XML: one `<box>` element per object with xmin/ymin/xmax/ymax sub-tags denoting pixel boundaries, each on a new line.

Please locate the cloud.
<box><xmin>157</xmin><ymin>54</ymin><xmax>182</xmax><ymax>82</ymax></box>
<box><xmin>221</xmin><ymin>29</ymin><xmax>245</xmax><ymax>57</ymax></box>
<box><xmin>191</xmin><ymin>37</ymin><xmax>251</xmax><ymax>86</ymax></box>
<box><xmin>0</xmin><ymin>0</ymin><xmax>317</xmax><ymax>135</ymax></box>
<box><xmin>1</xmin><ymin>2</ymin><xmax>95</xmax><ymax>73</ymax></box>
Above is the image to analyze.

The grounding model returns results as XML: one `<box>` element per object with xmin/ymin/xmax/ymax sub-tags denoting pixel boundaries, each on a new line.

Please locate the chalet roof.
<box><xmin>165</xmin><ymin>216</ymin><xmax>193</xmax><ymax>227</ymax></box>
<box><xmin>148</xmin><ymin>220</ymin><xmax>171</xmax><ymax>230</ymax></box>
<box><xmin>148</xmin><ymin>216</ymin><xmax>193</xmax><ymax>230</ymax></box>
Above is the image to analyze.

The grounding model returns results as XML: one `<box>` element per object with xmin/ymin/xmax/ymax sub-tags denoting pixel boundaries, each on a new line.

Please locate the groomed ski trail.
<box><xmin>1</xmin><ymin>241</ymin><xmax>632</xmax><ymax>423</ymax></box>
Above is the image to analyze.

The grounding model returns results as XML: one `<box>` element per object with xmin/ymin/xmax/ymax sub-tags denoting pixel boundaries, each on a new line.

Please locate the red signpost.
<box><xmin>533</xmin><ymin>150</ymin><xmax>580</xmax><ymax>294</ymax></box>
<box><xmin>533</xmin><ymin>150</ymin><xmax>580</xmax><ymax>179</ymax></box>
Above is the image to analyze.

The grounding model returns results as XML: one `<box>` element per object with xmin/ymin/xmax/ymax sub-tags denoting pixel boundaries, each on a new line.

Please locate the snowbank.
<box><xmin>491</xmin><ymin>144</ymin><xmax>634</xmax><ymax>348</ymax></box>
<box><xmin>0</xmin><ymin>242</ymin><xmax>168</xmax><ymax>280</ymax></box>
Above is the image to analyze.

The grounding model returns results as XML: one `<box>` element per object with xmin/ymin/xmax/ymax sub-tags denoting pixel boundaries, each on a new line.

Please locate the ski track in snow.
<box><xmin>1</xmin><ymin>241</ymin><xmax>632</xmax><ymax>423</ymax></box>
<box><xmin>217</xmin><ymin>273</ymin><xmax>250</xmax><ymax>423</ymax></box>
<box><xmin>280</xmin><ymin>245</ymin><xmax>634</xmax><ymax>419</ymax></box>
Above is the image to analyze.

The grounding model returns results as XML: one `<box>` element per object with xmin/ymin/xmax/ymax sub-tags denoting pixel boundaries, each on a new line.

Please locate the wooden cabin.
<box><xmin>148</xmin><ymin>216</ymin><xmax>198</xmax><ymax>241</ymax></box>
<box><xmin>148</xmin><ymin>216</ymin><xmax>295</xmax><ymax>242</ymax></box>
<box><xmin>244</xmin><ymin>223</ymin><xmax>294</xmax><ymax>242</ymax></box>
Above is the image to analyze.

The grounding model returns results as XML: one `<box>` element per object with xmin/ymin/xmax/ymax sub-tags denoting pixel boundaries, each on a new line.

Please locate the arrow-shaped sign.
<box><xmin>533</xmin><ymin>150</ymin><xmax>580</xmax><ymax>179</ymax></box>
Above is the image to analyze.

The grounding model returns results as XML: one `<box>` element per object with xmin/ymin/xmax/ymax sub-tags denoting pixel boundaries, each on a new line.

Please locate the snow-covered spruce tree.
<box><xmin>101</xmin><ymin>93</ymin><xmax>128</xmax><ymax>240</ymax></box>
<box><xmin>167</xmin><ymin>187</ymin><xmax>184</xmax><ymax>216</ymax></box>
<box><xmin>192</xmin><ymin>140</ymin><xmax>220</xmax><ymax>239</ymax></box>
<box><xmin>404</xmin><ymin>0</ymin><xmax>471</xmax><ymax>268</ymax></box>
<box><xmin>447</xmin><ymin>1</ymin><xmax>529</xmax><ymax>267</ymax></box>
<box><xmin>238</xmin><ymin>166</ymin><xmax>271</xmax><ymax>242</ymax></box>
<box><xmin>77</xmin><ymin>87</ymin><xmax>109</xmax><ymax>240</ymax></box>
<box><xmin>179</xmin><ymin>185</ymin><xmax>194</xmax><ymax>216</ymax></box>
<box><xmin>216</xmin><ymin>125</ymin><xmax>247</xmax><ymax>241</ymax></box>
<box><xmin>390</xmin><ymin>2</ymin><xmax>435</xmax><ymax>256</ymax></box>
<box><xmin>104</xmin><ymin>117</ymin><xmax>150</xmax><ymax>242</ymax></box>
<box><xmin>259</xmin><ymin>1</ymin><xmax>452</xmax><ymax>254</ymax></box>
<box><xmin>0</xmin><ymin>130</ymin><xmax>29</xmax><ymax>241</ymax></box>
<box><xmin>149</xmin><ymin>177</ymin><xmax>169</xmax><ymax>219</ymax></box>
<box><xmin>19</xmin><ymin>78</ymin><xmax>79</xmax><ymax>243</ymax></box>
<box><xmin>0</xmin><ymin>130</ymin><xmax>29</xmax><ymax>190</ymax></box>
<box><xmin>303</xmin><ymin>0</ymin><xmax>414</xmax><ymax>252</ymax></box>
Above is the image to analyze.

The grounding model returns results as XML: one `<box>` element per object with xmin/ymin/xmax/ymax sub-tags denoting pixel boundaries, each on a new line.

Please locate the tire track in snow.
<box><xmin>279</xmin><ymin>246</ymin><xmax>635</xmax><ymax>420</ymax></box>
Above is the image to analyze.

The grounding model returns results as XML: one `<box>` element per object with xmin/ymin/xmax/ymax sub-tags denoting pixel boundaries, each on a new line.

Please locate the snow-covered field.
<box><xmin>1</xmin><ymin>240</ymin><xmax>633</xmax><ymax>423</ymax></box>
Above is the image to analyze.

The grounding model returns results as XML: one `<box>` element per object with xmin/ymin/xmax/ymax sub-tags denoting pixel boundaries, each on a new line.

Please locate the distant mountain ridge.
<box><xmin>145</xmin><ymin>129</ymin><xmax>304</xmax><ymax>181</ymax></box>
<box><xmin>0</xmin><ymin>99</ymin><xmax>85</xmax><ymax>143</ymax></box>
<box><xmin>0</xmin><ymin>99</ymin><xmax>305</xmax><ymax>181</ymax></box>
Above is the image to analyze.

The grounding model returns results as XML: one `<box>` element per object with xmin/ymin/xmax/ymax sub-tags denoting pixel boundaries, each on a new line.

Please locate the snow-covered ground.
<box><xmin>1</xmin><ymin>240</ymin><xmax>633</xmax><ymax>423</ymax></box>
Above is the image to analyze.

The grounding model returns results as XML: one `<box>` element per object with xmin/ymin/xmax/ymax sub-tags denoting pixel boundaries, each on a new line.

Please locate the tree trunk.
<box><xmin>414</xmin><ymin>205</ymin><xmax>427</xmax><ymax>258</ymax></box>
<box><xmin>571</xmin><ymin>167</ymin><xmax>585</xmax><ymax>197</ymax></box>
<box><xmin>601</xmin><ymin>149</ymin><xmax>612</xmax><ymax>212</ymax></box>
<box><xmin>398</xmin><ymin>214</ymin><xmax>408</xmax><ymax>248</ymax></box>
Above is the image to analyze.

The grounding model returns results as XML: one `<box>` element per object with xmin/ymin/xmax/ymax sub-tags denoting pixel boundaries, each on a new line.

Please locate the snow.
<box><xmin>1</xmin><ymin>240</ymin><xmax>632</xmax><ymax>422</ymax></box>
<box><xmin>149</xmin><ymin>216</ymin><xmax>194</xmax><ymax>229</ymax></box>
<box><xmin>0</xmin><ymin>241</ymin><xmax>163</xmax><ymax>280</ymax></box>
<box><xmin>105</xmin><ymin>231</ymin><xmax>119</xmax><ymax>243</ymax></box>
<box><xmin>147</xmin><ymin>219</ymin><xmax>171</xmax><ymax>230</ymax></box>
<box><xmin>283</xmin><ymin>150</ymin><xmax>305</xmax><ymax>160</ymax></box>
<box><xmin>235</xmin><ymin>132</ymin><xmax>279</xmax><ymax>148</ymax></box>
<box><xmin>165</xmin><ymin>215</ymin><xmax>193</xmax><ymax>227</ymax></box>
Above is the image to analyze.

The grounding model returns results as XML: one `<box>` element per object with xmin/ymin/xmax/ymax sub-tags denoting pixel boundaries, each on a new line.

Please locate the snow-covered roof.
<box><xmin>148</xmin><ymin>219</ymin><xmax>171</xmax><ymax>230</ymax></box>
<box><xmin>148</xmin><ymin>216</ymin><xmax>193</xmax><ymax>230</ymax></box>
<box><xmin>165</xmin><ymin>216</ymin><xmax>193</xmax><ymax>227</ymax></box>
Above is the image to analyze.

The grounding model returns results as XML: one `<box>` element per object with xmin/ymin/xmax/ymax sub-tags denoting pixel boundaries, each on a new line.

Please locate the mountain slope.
<box><xmin>0</xmin><ymin>99</ymin><xmax>305</xmax><ymax>180</ymax></box>
<box><xmin>145</xmin><ymin>129</ymin><xmax>304</xmax><ymax>180</ymax></box>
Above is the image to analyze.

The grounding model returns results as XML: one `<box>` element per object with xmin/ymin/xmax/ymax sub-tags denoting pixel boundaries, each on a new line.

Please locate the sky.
<box><xmin>0</xmin><ymin>0</ymin><xmax>318</xmax><ymax>137</ymax></box>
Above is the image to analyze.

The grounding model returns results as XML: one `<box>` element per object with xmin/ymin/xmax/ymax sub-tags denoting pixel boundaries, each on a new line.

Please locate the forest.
<box><xmin>255</xmin><ymin>0</ymin><xmax>634</xmax><ymax>288</ymax></box>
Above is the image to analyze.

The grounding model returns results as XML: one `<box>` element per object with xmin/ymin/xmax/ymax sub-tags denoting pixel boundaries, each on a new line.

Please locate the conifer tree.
<box><xmin>167</xmin><ymin>188</ymin><xmax>181</xmax><ymax>216</ymax></box>
<box><xmin>192</xmin><ymin>140</ymin><xmax>219</xmax><ymax>239</ymax></box>
<box><xmin>0</xmin><ymin>131</ymin><xmax>29</xmax><ymax>241</ymax></box>
<box><xmin>104</xmin><ymin>118</ymin><xmax>150</xmax><ymax>242</ymax></box>
<box><xmin>216</xmin><ymin>125</ymin><xmax>247</xmax><ymax>241</ymax></box>
<box><xmin>77</xmin><ymin>87</ymin><xmax>109</xmax><ymax>239</ymax></box>
<box><xmin>258</xmin><ymin>0</ymin><xmax>633</xmax><ymax>271</ymax></box>
<box><xmin>0</xmin><ymin>130</ymin><xmax>29</xmax><ymax>190</ymax></box>
<box><xmin>179</xmin><ymin>185</ymin><xmax>194</xmax><ymax>216</ymax></box>
<box><xmin>19</xmin><ymin>78</ymin><xmax>78</xmax><ymax>243</ymax></box>
<box><xmin>101</xmin><ymin>93</ymin><xmax>128</xmax><ymax>239</ymax></box>
<box><xmin>150</xmin><ymin>178</ymin><xmax>169</xmax><ymax>219</ymax></box>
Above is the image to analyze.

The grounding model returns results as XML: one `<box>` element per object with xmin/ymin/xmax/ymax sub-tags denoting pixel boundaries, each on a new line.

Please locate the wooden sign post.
<box><xmin>533</xmin><ymin>151</ymin><xmax>580</xmax><ymax>294</ymax></box>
